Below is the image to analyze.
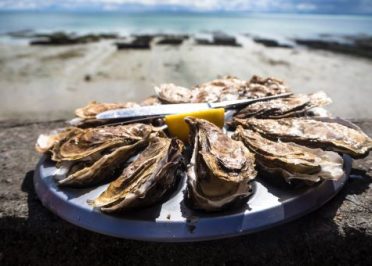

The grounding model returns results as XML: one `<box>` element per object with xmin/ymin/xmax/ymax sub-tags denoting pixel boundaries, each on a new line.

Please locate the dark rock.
<box><xmin>30</xmin><ymin>32</ymin><xmax>119</xmax><ymax>46</ymax></box>
<box><xmin>253</xmin><ymin>38</ymin><xmax>293</xmax><ymax>48</ymax></box>
<box><xmin>156</xmin><ymin>35</ymin><xmax>188</xmax><ymax>45</ymax></box>
<box><xmin>115</xmin><ymin>34</ymin><xmax>154</xmax><ymax>50</ymax></box>
<box><xmin>195</xmin><ymin>32</ymin><xmax>241</xmax><ymax>47</ymax></box>
<box><xmin>295</xmin><ymin>37</ymin><xmax>372</xmax><ymax>59</ymax></box>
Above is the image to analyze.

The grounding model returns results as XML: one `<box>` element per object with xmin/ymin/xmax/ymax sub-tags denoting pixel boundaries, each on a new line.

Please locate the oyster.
<box><xmin>243</xmin><ymin>75</ymin><xmax>291</xmax><ymax>99</ymax></box>
<box><xmin>51</xmin><ymin>123</ymin><xmax>155</xmax><ymax>161</ymax></box>
<box><xmin>57</xmin><ymin>139</ymin><xmax>148</xmax><ymax>187</ymax></box>
<box><xmin>140</xmin><ymin>95</ymin><xmax>162</xmax><ymax>106</ymax></box>
<box><xmin>75</xmin><ymin>101</ymin><xmax>139</xmax><ymax>119</ymax></box>
<box><xmin>185</xmin><ymin>117</ymin><xmax>256</xmax><ymax>211</ymax></box>
<box><xmin>35</xmin><ymin>127</ymin><xmax>82</xmax><ymax>154</ymax></box>
<box><xmin>233</xmin><ymin>126</ymin><xmax>344</xmax><ymax>183</ymax></box>
<box><xmin>191</xmin><ymin>76</ymin><xmax>245</xmax><ymax>102</ymax></box>
<box><xmin>91</xmin><ymin>137</ymin><xmax>184</xmax><ymax>213</ymax></box>
<box><xmin>234</xmin><ymin>117</ymin><xmax>372</xmax><ymax>158</ymax></box>
<box><xmin>235</xmin><ymin>91</ymin><xmax>331</xmax><ymax>119</ymax></box>
<box><xmin>154</xmin><ymin>83</ymin><xmax>192</xmax><ymax>103</ymax></box>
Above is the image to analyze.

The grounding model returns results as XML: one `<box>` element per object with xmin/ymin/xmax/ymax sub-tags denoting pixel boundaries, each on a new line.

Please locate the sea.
<box><xmin>1</xmin><ymin>11</ymin><xmax>372</xmax><ymax>43</ymax></box>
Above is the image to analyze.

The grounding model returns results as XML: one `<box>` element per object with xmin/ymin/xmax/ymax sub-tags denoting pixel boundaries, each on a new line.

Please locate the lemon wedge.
<box><xmin>164</xmin><ymin>108</ymin><xmax>225</xmax><ymax>142</ymax></box>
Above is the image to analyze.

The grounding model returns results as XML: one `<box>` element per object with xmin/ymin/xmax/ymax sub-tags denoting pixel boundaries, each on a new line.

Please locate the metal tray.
<box><xmin>34</xmin><ymin>155</ymin><xmax>351</xmax><ymax>242</ymax></box>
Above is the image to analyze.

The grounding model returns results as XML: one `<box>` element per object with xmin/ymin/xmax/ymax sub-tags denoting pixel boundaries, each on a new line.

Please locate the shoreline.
<box><xmin>1</xmin><ymin>33</ymin><xmax>372</xmax><ymax>121</ymax></box>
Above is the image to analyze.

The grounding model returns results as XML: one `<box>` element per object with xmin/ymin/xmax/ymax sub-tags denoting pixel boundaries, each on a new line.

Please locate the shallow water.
<box><xmin>1</xmin><ymin>11</ymin><xmax>372</xmax><ymax>40</ymax></box>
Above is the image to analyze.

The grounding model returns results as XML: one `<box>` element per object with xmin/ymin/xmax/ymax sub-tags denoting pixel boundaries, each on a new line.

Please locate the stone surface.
<box><xmin>0</xmin><ymin>119</ymin><xmax>371</xmax><ymax>265</ymax></box>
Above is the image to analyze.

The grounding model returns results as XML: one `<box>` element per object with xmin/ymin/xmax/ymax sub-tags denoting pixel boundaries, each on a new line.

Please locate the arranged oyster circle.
<box><xmin>35</xmin><ymin>75</ymin><xmax>372</xmax><ymax>215</ymax></box>
<box><xmin>185</xmin><ymin>117</ymin><xmax>256</xmax><ymax>211</ymax></box>
<box><xmin>91</xmin><ymin>137</ymin><xmax>184</xmax><ymax>213</ymax></box>
<box><xmin>234</xmin><ymin>117</ymin><xmax>372</xmax><ymax>159</ymax></box>
<box><xmin>232</xmin><ymin>126</ymin><xmax>344</xmax><ymax>183</ymax></box>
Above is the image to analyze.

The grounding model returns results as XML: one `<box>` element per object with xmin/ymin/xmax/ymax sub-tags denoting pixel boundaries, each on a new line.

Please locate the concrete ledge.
<box><xmin>0</xmin><ymin>120</ymin><xmax>371</xmax><ymax>265</ymax></box>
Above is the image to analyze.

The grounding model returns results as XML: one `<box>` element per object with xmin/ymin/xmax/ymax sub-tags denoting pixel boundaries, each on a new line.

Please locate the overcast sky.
<box><xmin>0</xmin><ymin>0</ymin><xmax>372</xmax><ymax>14</ymax></box>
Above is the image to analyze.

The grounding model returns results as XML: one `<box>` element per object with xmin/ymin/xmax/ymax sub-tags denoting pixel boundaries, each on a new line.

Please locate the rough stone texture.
<box><xmin>0</xmin><ymin>119</ymin><xmax>371</xmax><ymax>266</ymax></box>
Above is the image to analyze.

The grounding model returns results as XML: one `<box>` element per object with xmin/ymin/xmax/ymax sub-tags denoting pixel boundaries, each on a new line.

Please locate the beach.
<box><xmin>1</xmin><ymin>35</ymin><xmax>372</xmax><ymax>121</ymax></box>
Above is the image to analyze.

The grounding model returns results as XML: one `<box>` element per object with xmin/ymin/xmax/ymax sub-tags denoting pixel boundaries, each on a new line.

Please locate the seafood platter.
<box><xmin>34</xmin><ymin>76</ymin><xmax>372</xmax><ymax>241</ymax></box>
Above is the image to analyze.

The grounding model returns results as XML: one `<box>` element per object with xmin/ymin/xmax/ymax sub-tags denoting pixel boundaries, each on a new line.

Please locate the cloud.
<box><xmin>0</xmin><ymin>0</ymin><xmax>371</xmax><ymax>14</ymax></box>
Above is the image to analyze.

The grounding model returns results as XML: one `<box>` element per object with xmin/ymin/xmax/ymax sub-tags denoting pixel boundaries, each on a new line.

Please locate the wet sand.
<box><xmin>1</xmin><ymin>37</ymin><xmax>372</xmax><ymax>120</ymax></box>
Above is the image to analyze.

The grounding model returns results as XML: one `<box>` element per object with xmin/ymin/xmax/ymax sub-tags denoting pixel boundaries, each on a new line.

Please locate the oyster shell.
<box><xmin>232</xmin><ymin>126</ymin><xmax>344</xmax><ymax>183</ymax></box>
<box><xmin>234</xmin><ymin>117</ymin><xmax>372</xmax><ymax>158</ymax></box>
<box><xmin>191</xmin><ymin>76</ymin><xmax>245</xmax><ymax>102</ymax></box>
<box><xmin>35</xmin><ymin>127</ymin><xmax>82</xmax><ymax>154</ymax></box>
<box><xmin>242</xmin><ymin>75</ymin><xmax>291</xmax><ymax>99</ymax></box>
<box><xmin>235</xmin><ymin>91</ymin><xmax>331</xmax><ymax>119</ymax></box>
<box><xmin>57</xmin><ymin>139</ymin><xmax>148</xmax><ymax>187</ymax></box>
<box><xmin>185</xmin><ymin>117</ymin><xmax>256</xmax><ymax>211</ymax></box>
<box><xmin>75</xmin><ymin>101</ymin><xmax>139</xmax><ymax>119</ymax></box>
<box><xmin>91</xmin><ymin>137</ymin><xmax>184</xmax><ymax>213</ymax></box>
<box><xmin>51</xmin><ymin>123</ymin><xmax>155</xmax><ymax>161</ymax></box>
<box><xmin>154</xmin><ymin>83</ymin><xmax>192</xmax><ymax>103</ymax></box>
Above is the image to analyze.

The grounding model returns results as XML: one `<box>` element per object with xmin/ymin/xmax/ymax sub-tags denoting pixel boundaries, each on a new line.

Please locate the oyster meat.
<box><xmin>234</xmin><ymin>117</ymin><xmax>372</xmax><ymax>158</ymax></box>
<box><xmin>91</xmin><ymin>137</ymin><xmax>184</xmax><ymax>213</ymax></box>
<box><xmin>233</xmin><ymin>126</ymin><xmax>344</xmax><ymax>183</ymax></box>
<box><xmin>75</xmin><ymin>101</ymin><xmax>139</xmax><ymax>119</ymax></box>
<box><xmin>235</xmin><ymin>91</ymin><xmax>331</xmax><ymax>119</ymax></box>
<box><xmin>185</xmin><ymin>117</ymin><xmax>256</xmax><ymax>211</ymax></box>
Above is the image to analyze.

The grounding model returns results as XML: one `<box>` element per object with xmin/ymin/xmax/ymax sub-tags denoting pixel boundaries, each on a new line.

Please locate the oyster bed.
<box><xmin>35</xmin><ymin>75</ymin><xmax>372</xmax><ymax>217</ymax></box>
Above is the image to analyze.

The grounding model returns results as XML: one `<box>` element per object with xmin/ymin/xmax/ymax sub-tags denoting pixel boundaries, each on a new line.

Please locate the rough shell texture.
<box><xmin>75</xmin><ymin>101</ymin><xmax>139</xmax><ymax>119</ymax></box>
<box><xmin>154</xmin><ymin>83</ymin><xmax>192</xmax><ymax>103</ymax></box>
<box><xmin>185</xmin><ymin>117</ymin><xmax>256</xmax><ymax>212</ymax></box>
<box><xmin>234</xmin><ymin>117</ymin><xmax>372</xmax><ymax>159</ymax></box>
<box><xmin>92</xmin><ymin>137</ymin><xmax>184</xmax><ymax>213</ymax></box>
<box><xmin>56</xmin><ymin>139</ymin><xmax>148</xmax><ymax>187</ymax></box>
<box><xmin>233</xmin><ymin>126</ymin><xmax>344</xmax><ymax>183</ymax></box>
<box><xmin>235</xmin><ymin>91</ymin><xmax>331</xmax><ymax>119</ymax></box>
<box><xmin>51</xmin><ymin>123</ymin><xmax>155</xmax><ymax>161</ymax></box>
<box><xmin>35</xmin><ymin>127</ymin><xmax>82</xmax><ymax>154</ymax></box>
<box><xmin>154</xmin><ymin>76</ymin><xmax>292</xmax><ymax>104</ymax></box>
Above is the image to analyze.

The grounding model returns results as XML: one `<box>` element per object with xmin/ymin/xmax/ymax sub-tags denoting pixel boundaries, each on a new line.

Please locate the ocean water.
<box><xmin>1</xmin><ymin>11</ymin><xmax>372</xmax><ymax>40</ymax></box>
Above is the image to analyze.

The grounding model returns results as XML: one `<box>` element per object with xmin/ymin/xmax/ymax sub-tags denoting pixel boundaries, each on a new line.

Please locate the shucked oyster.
<box><xmin>75</xmin><ymin>101</ymin><xmax>139</xmax><ymax>119</ymax></box>
<box><xmin>91</xmin><ymin>137</ymin><xmax>184</xmax><ymax>213</ymax></box>
<box><xmin>185</xmin><ymin>117</ymin><xmax>256</xmax><ymax>211</ymax></box>
<box><xmin>235</xmin><ymin>91</ymin><xmax>331</xmax><ymax>119</ymax></box>
<box><xmin>233</xmin><ymin>126</ymin><xmax>344</xmax><ymax>183</ymax></box>
<box><xmin>234</xmin><ymin>117</ymin><xmax>372</xmax><ymax>158</ymax></box>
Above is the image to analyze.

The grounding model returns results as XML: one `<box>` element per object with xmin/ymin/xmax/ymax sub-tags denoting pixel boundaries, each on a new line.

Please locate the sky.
<box><xmin>0</xmin><ymin>0</ymin><xmax>372</xmax><ymax>14</ymax></box>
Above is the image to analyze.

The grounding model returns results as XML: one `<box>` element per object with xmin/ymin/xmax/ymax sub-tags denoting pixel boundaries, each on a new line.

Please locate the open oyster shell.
<box><xmin>185</xmin><ymin>117</ymin><xmax>256</xmax><ymax>212</ymax></box>
<box><xmin>75</xmin><ymin>101</ymin><xmax>139</xmax><ymax>119</ymax></box>
<box><xmin>234</xmin><ymin>117</ymin><xmax>372</xmax><ymax>159</ymax></box>
<box><xmin>235</xmin><ymin>91</ymin><xmax>331</xmax><ymax>119</ymax></box>
<box><xmin>91</xmin><ymin>137</ymin><xmax>184</xmax><ymax>213</ymax></box>
<box><xmin>233</xmin><ymin>126</ymin><xmax>344</xmax><ymax>183</ymax></box>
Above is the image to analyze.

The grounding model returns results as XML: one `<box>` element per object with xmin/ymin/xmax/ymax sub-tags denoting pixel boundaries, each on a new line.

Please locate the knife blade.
<box><xmin>96</xmin><ymin>93</ymin><xmax>292</xmax><ymax>120</ymax></box>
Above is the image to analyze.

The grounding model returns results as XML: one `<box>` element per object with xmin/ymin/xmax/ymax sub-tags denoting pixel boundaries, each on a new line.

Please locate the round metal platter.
<box><xmin>34</xmin><ymin>155</ymin><xmax>351</xmax><ymax>242</ymax></box>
